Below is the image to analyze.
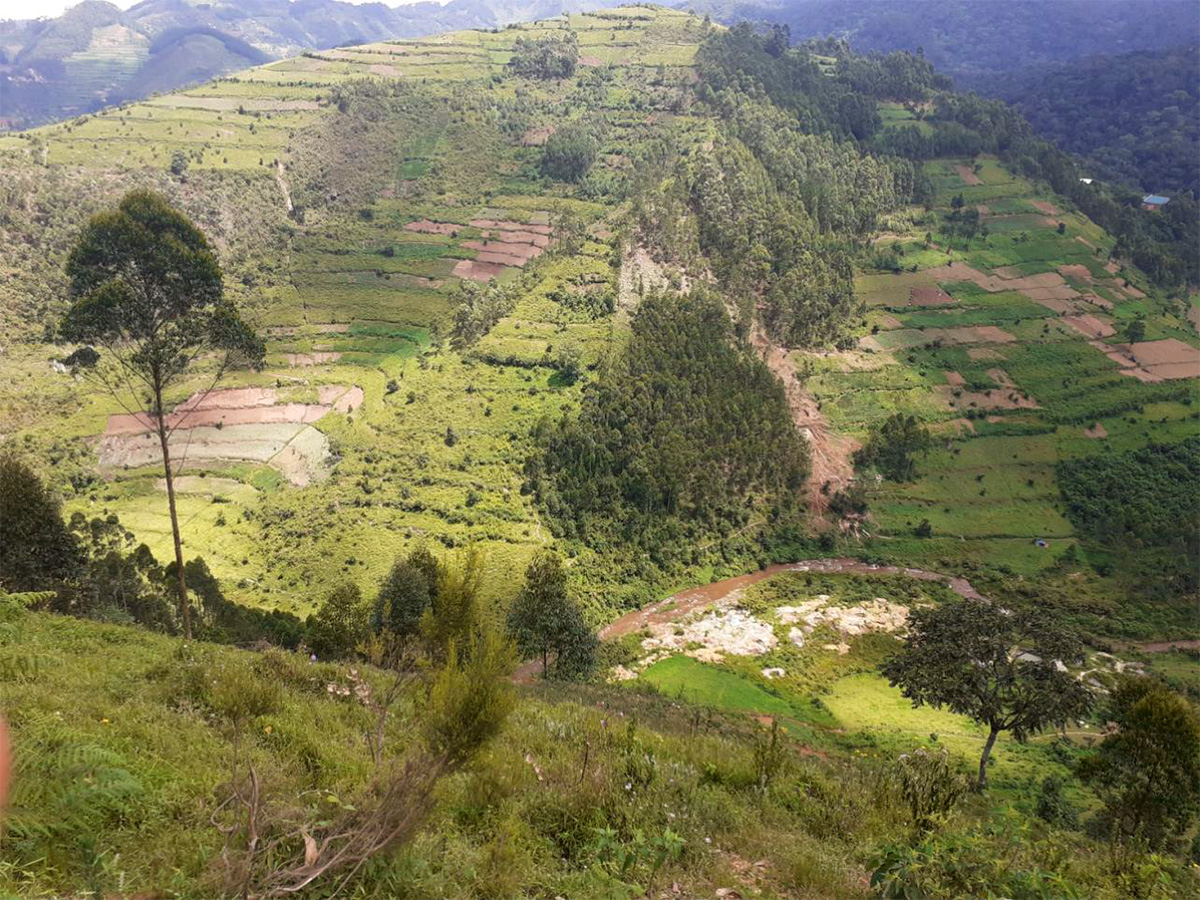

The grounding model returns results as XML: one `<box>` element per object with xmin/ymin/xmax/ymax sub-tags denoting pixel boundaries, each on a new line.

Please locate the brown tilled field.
<box><xmin>97</xmin><ymin>386</ymin><xmax>363</xmax><ymax>483</ymax></box>
<box><xmin>1062</xmin><ymin>314</ymin><xmax>1115</xmax><ymax>339</ymax></box>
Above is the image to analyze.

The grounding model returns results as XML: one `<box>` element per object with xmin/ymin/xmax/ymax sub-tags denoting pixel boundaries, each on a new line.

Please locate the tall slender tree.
<box><xmin>60</xmin><ymin>190</ymin><xmax>264</xmax><ymax>638</ymax></box>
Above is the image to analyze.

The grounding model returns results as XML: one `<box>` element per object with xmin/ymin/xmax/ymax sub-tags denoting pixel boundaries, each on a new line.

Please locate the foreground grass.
<box><xmin>4</xmin><ymin>610</ymin><xmax>1197</xmax><ymax>898</ymax></box>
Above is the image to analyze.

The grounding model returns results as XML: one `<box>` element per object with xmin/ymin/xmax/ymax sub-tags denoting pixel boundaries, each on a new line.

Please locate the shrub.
<box><xmin>308</xmin><ymin>581</ymin><xmax>370</xmax><ymax>659</ymax></box>
<box><xmin>507</xmin><ymin>34</ymin><xmax>579</xmax><ymax>80</ymax></box>
<box><xmin>891</xmin><ymin>747</ymin><xmax>968</xmax><ymax>832</ymax></box>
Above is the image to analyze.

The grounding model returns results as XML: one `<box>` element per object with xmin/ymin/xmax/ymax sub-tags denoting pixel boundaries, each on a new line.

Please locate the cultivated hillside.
<box><xmin>0</xmin><ymin>0</ymin><xmax>618</xmax><ymax>129</ymax></box>
<box><xmin>1</xmin><ymin>6</ymin><xmax>1200</xmax><ymax>898</ymax></box>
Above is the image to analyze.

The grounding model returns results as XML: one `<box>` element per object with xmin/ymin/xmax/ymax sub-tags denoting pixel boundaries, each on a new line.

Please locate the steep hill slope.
<box><xmin>2</xmin><ymin>6</ymin><xmax>1196</xmax><ymax>627</ymax></box>
<box><xmin>1</xmin><ymin>9</ymin><xmax>1199</xmax><ymax>898</ymax></box>
<box><xmin>0</xmin><ymin>0</ymin><xmax>618</xmax><ymax>128</ymax></box>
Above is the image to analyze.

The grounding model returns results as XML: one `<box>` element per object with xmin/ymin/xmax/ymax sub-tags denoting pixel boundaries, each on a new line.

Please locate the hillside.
<box><xmin>687</xmin><ymin>0</ymin><xmax>1199</xmax><ymax>90</ymax></box>
<box><xmin>989</xmin><ymin>43</ymin><xmax>1200</xmax><ymax>196</ymax></box>
<box><xmin>0</xmin><ymin>0</ymin><xmax>618</xmax><ymax>129</ymax></box>
<box><xmin>1</xmin><ymin>6</ymin><xmax>1199</xmax><ymax>897</ymax></box>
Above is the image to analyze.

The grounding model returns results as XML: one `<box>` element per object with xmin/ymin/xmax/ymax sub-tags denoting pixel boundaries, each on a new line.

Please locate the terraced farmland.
<box><xmin>795</xmin><ymin>156</ymin><xmax>1200</xmax><ymax>576</ymax></box>
<box><xmin>0</xmin><ymin>7</ymin><xmax>711</xmax><ymax>611</ymax></box>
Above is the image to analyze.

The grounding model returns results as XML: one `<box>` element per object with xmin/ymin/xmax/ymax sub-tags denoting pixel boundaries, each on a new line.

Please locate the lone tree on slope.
<box><xmin>507</xmin><ymin>549</ymin><xmax>596</xmax><ymax>679</ymax></box>
<box><xmin>882</xmin><ymin>599</ymin><xmax>1092</xmax><ymax>789</ymax></box>
<box><xmin>60</xmin><ymin>190</ymin><xmax>264</xmax><ymax>639</ymax></box>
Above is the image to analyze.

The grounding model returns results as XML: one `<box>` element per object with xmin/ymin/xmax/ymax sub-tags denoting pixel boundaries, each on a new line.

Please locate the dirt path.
<box><xmin>754</xmin><ymin>336</ymin><xmax>858</xmax><ymax>510</ymax></box>
<box><xmin>513</xmin><ymin>558</ymin><xmax>984</xmax><ymax>683</ymax></box>
<box><xmin>276</xmin><ymin>161</ymin><xmax>293</xmax><ymax>214</ymax></box>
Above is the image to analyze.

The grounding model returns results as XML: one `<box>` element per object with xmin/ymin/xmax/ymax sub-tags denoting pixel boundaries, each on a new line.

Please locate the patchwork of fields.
<box><xmin>794</xmin><ymin>156</ymin><xmax>1200</xmax><ymax>574</ymax></box>
<box><xmin>0</xmin><ymin>8</ymin><xmax>711</xmax><ymax>611</ymax></box>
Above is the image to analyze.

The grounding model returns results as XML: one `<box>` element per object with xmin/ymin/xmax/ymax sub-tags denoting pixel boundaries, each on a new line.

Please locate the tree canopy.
<box><xmin>882</xmin><ymin>600</ymin><xmax>1092</xmax><ymax>788</ymax></box>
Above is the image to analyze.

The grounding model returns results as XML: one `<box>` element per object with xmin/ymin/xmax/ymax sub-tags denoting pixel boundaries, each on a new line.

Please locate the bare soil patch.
<box><xmin>1137</xmin><ymin>639</ymin><xmax>1200</xmax><ymax>653</ymax></box>
<box><xmin>522</xmin><ymin>125</ymin><xmax>555</xmax><ymax>146</ymax></box>
<box><xmin>452</xmin><ymin>259</ymin><xmax>508</xmax><ymax>282</ymax></box>
<box><xmin>404</xmin><ymin>219</ymin><xmax>460</xmax><ymax>236</ymax></box>
<box><xmin>1030</xmin><ymin>200</ymin><xmax>1061</xmax><ymax>215</ymax></box>
<box><xmin>99</xmin><ymin>386</ymin><xmax>359</xmax><ymax>483</ymax></box>
<box><xmin>986</xmin><ymin>368</ymin><xmax>1017</xmax><ymax>388</ymax></box>
<box><xmin>368</xmin><ymin>63</ymin><xmax>402</xmax><ymax>77</ymax></box>
<box><xmin>1062</xmin><ymin>314</ymin><xmax>1115</xmax><ymax>339</ymax></box>
<box><xmin>1084</xmin><ymin>423</ymin><xmax>1108</xmax><ymax>439</ymax></box>
<box><xmin>1058</xmin><ymin>264</ymin><xmax>1094</xmax><ymax>284</ymax></box>
<box><xmin>757</xmin><ymin>340</ymin><xmax>858</xmax><ymax>509</ymax></box>
<box><xmin>910</xmin><ymin>285</ymin><xmax>955</xmax><ymax>306</ymax></box>
<box><xmin>1128</xmin><ymin>339</ymin><xmax>1200</xmax><ymax>368</ymax></box>
<box><xmin>1081</xmin><ymin>292</ymin><xmax>1113</xmax><ymax>310</ymax></box>
<box><xmin>954</xmin><ymin>164</ymin><xmax>982</xmax><ymax>185</ymax></box>
<box><xmin>944</xmin><ymin>370</ymin><xmax>965</xmax><ymax>386</ymax></box>
<box><xmin>938</xmin><ymin>385</ymin><xmax>1038</xmax><ymax>410</ymax></box>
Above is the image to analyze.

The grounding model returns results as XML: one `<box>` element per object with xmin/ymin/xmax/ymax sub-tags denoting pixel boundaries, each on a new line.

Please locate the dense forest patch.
<box><xmin>525</xmin><ymin>289</ymin><xmax>808</xmax><ymax>611</ymax></box>
<box><xmin>1057</xmin><ymin>436</ymin><xmax>1200</xmax><ymax>597</ymax></box>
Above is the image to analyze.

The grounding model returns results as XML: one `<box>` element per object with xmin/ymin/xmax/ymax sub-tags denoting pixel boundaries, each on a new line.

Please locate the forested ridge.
<box><xmin>526</xmin><ymin>289</ymin><xmax>808</xmax><ymax>607</ymax></box>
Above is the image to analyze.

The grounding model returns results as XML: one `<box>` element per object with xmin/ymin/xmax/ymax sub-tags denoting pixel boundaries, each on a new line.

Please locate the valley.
<box><xmin>0</xmin><ymin>5</ymin><xmax>1198</xmax><ymax>898</ymax></box>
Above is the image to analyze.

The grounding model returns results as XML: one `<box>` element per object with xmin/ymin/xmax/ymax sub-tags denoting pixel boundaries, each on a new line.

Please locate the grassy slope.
<box><xmin>3</xmin><ymin>607</ymin><xmax>1159</xmax><ymax>898</ymax></box>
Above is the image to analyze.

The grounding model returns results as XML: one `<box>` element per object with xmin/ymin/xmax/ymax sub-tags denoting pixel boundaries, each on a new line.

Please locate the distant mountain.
<box><xmin>683</xmin><ymin>0</ymin><xmax>1199</xmax><ymax>91</ymax></box>
<box><xmin>0</xmin><ymin>0</ymin><xmax>614</xmax><ymax>128</ymax></box>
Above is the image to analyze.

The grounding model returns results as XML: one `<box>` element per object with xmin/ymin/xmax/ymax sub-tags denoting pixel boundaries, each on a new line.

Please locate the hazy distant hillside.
<box><xmin>0</xmin><ymin>0</ymin><xmax>615</xmax><ymax>128</ymax></box>
<box><xmin>989</xmin><ymin>44</ymin><xmax>1200</xmax><ymax>197</ymax></box>
<box><xmin>686</xmin><ymin>0</ymin><xmax>1198</xmax><ymax>90</ymax></box>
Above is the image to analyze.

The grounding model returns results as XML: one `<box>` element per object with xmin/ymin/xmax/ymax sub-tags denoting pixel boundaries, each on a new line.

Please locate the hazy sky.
<box><xmin>2</xmin><ymin>0</ymin><xmax>438</xmax><ymax>21</ymax></box>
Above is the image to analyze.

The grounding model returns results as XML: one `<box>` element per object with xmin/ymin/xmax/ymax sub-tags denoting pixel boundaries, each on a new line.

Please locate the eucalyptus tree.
<box><xmin>61</xmin><ymin>190</ymin><xmax>264</xmax><ymax>638</ymax></box>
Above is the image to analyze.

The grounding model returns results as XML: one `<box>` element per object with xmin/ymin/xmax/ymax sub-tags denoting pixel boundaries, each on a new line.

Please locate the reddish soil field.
<box><xmin>938</xmin><ymin>385</ymin><xmax>1038</xmax><ymax>411</ymax></box>
<box><xmin>1061</xmin><ymin>314</ymin><xmax>1115</xmax><ymax>339</ymax></box>
<box><xmin>404</xmin><ymin>219</ymin><xmax>460</xmax><ymax>236</ymax></box>
<box><xmin>1128</xmin><ymin>339</ymin><xmax>1200</xmax><ymax>367</ymax></box>
<box><xmin>452</xmin><ymin>259</ymin><xmax>508</xmax><ymax>282</ymax></box>
<box><xmin>1084</xmin><ymin>423</ymin><xmax>1108</xmax><ymax>439</ymax></box>
<box><xmin>910</xmin><ymin>285</ymin><xmax>955</xmax><ymax>306</ymax></box>
<box><xmin>1058</xmin><ymin>264</ymin><xmax>1094</xmax><ymax>283</ymax></box>
<box><xmin>1081</xmin><ymin>292</ymin><xmax>1113</xmax><ymax>310</ymax></box>
<box><xmin>944</xmin><ymin>370</ymin><xmax>966</xmax><ymax>386</ymax></box>
<box><xmin>1030</xmin><ymin>200</ymin><xmax>1060</xmax><ymax>215</ymax></box>
<box><xmin>954</xmin><ymin>164</ymin><xmax>982</xmax><ymax>185</ymax></box>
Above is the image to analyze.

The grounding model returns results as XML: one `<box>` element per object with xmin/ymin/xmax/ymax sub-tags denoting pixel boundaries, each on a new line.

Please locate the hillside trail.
<box><xmin>276</xmin><ymin>160</ymin><xmax>294</xmax><ymax>214</ymax></box>
<box><xmin>750</xmin><ymin>329</ymin><xmax>859</xmax><ymax>511</ymax></box>
<box><xmin>512</xmin><ymin>558</ymin><xmax>985</xmax><ymax>684</ymax></box>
